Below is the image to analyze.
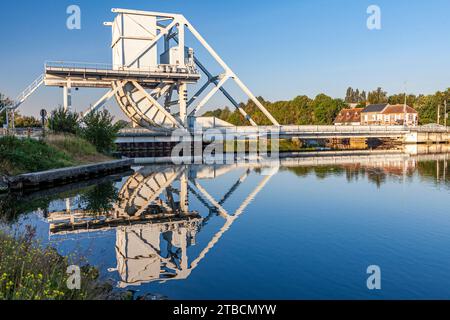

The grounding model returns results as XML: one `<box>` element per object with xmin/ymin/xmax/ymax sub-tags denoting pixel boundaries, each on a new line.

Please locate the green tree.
<box><xmin>415</xmin><ymin>88</ymin><xmax>450</xmax><ymax>125</ymax></box>
<box><xmin>80</xmin><ymin>110</ymin><xmax>124</xmax><ymax>154</ymax></box>
<box><xmin>368</xmin><ymin>87</ymin><xmax>388</xmax><ymax>104</ymax></box>
<box><xmin>0</xmin><ymin>93</ymin><xmax>13</xmax><ymax>124</ymax></box>
<box><xmin>345</xmin><ymin>87</ymin><xmax>354</xmax><ymax>103</ymax></box>
<box><xmin>14</xmin><ymin>114</ymin><xmax>41</xmax><ymax>128</ymax></box>
<box><xmin>388</xmin><ymin>93</ymin><xmax>418</xmax><ymax>106</ymax></box>
<box><xmin>361</xmin><ymin>90</ymin><xmax>367</xmax><ymax>103</ymax></box>
<box><xmin>311</xmin><ymin>94</ymin><xmax>346</xmax><ymax>125</ymax></box>
<box><xmin>344</xmin><ymin>87</ymin><xmax>366</xmax><ymax>104</ymax></box>
<box><xmin>47</xmin><ymin>107</ymin><xmax>80</xmax><ymax>134</ymax></box>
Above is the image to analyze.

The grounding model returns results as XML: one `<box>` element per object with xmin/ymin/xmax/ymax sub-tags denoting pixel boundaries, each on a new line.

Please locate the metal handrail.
<box><xmin>45</xmin><ymin>61</ymin><xmax>200</xmax><ymax>76</ymax></box>
<box><xmin>119</xmin><ymin>125</ymin><xmax>431</xmax><ymax>135</ymax></box>
<box><xmin>16</xmin><ymin>74</ymin><xmax>45</xmax><ymax>102</ymax></box>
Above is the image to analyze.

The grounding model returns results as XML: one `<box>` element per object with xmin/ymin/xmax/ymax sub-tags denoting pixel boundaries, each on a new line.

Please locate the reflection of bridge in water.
<box><xmin>46</xmin><ymin>150</ymin><xmax>449</xmax><ymax>287</ymax></box>
<box><xmin>48</xmin><ymin>164</ymin><xmax>277</xmax><ymax>288</ymax></box>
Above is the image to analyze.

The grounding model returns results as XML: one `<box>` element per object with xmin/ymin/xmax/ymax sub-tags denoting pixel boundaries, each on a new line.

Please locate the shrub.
<box><xmin>47</xmin><ymin>107</ymin><xmax>80</xmax><ymax>134</ymax></box>
<box><xmin>80</xmin><ymin>110</ymin><xmax>124</xmax><ymax>154</ymax></box>
<box><xmin>0</xmin><ymin>228</ymin><xmax>113</xmax><ymax>300</ymax></box>
<box><xmin>15</xmin><ymin>115</ymin><xmax>41</xmax><ymax>128</ymax></box>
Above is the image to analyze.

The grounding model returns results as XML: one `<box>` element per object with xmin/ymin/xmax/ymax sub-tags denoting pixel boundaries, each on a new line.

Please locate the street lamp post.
<box><xmin>445</xmin><ymin>100</ymin><xmax>448</xmax><ymax>127</ymax></box>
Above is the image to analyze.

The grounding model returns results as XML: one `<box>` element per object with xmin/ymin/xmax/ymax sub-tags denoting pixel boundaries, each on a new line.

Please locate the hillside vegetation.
<box><xmin>0</xmin><ymin>134</ymin><xmax>112</xmax><ymax>176</ymax></box>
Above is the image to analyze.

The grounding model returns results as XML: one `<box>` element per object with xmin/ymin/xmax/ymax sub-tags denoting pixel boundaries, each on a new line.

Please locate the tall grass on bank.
<box><xmin>0</xmin><ymin>228</ymin><xmax>112</xmax><ymax>300</ymax></box>
<box><xmin>45</xmin><ymin>134</ymin><xmax>112</xmax><ymax>164</ymax></box>
<box><xmin>0</xmin><ymin>135</ymin><xmax>112</xmax><ymax>176</ymax></box>
<box><xmin>0</xmin><ymin>136</ymin><xmax>75</xmax><ymax>176</ymax></box>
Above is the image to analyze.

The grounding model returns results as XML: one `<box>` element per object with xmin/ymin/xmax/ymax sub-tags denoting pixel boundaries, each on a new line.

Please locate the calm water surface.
<box><xmin>1</xmin><ymin>152</ymin><xmax>450</xmax><ymax>299</ymax></box>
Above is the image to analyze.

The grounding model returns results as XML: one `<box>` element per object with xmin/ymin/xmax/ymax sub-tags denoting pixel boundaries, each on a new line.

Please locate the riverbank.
<box><xmin>0</xmin><ymin>134</ymin><xmax>134</xmax><ymax>192</ymax></box>
<box><xmin>0</xmin><ymin>134</ymin><xmax>112</xmax><ymax>177</ymax></box>
<box><xmin>0</xmin><ymin>229</ymin><xmax>116</xmax><ymax>300</ymax></box>
<box><xmin>8</xmin><ymin>159</ymin><xmax>133</xmax><ymax>191</ymax></box>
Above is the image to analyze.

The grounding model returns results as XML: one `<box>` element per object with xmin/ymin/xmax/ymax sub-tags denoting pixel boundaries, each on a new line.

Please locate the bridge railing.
<box><xmin>45</xmin><ymin>61</ymin><xmax>200</xmax><ymax>76</ymax></box>
<box><xmin>119</xmin><ymin>125</ymin><xmax>415</xmax><ymax>136</ymax></box>
<box><xmin>0</xmin><ymin>128</ymin><xmax>43</xmax><ymax>138</ymax></box>
<box><xmin>118</xmin><ymin>125</ymin><xmax>450</xmax><ymax>138</ymax></box>
<box><xmin>411</xmin><ymin>126</ymin><xmax>450</xmax><ymax>133</ymax></box>
<box><xmin>278</xmin><ymin>125</ymin><xmax>409</xmax><ymax>133</ymax></box>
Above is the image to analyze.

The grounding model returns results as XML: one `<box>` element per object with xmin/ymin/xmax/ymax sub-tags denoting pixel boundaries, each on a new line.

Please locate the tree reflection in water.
<box><xmin>0</xmin><ymin>151</ymin><xmax>448</xmax><ymax>289</ymax></box>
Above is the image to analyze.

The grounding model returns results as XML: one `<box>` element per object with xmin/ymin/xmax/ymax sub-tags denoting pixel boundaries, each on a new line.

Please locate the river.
<box><xmin>1</xmin><ymin>151</ymin><xmax>449</xmax><ymax>299</ymax></box>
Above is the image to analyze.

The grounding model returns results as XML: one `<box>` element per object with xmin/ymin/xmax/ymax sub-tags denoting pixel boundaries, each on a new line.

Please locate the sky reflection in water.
<box><xmin>1</xmin><ymin>152</ymin><xmax>450</xmax><ymax>300</ymax></box>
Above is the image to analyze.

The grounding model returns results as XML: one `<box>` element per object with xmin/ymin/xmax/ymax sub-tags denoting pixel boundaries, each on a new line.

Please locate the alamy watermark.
<box><xmin>67</xmin><ymin>5</ymin><xmax>81</xmax><ymax>30</ymax></box>
<box><xmin>169</xmin><ymin>125</ymin><xmax>281</xmax><ymax>168</ymax></box>
<box><xmin>66</xmin><ymin>265</ymin><xmax>81</xmax><ymax>290</ymax></box>
<box><xmin>367</xmin><ymin>5</ymin><xmax>381</xmax><ymax>30</ymax></box>
<box><xmin>366</xmin><ymin>265</ymin><xmax>382</xmax><ymax>290</ymax></box>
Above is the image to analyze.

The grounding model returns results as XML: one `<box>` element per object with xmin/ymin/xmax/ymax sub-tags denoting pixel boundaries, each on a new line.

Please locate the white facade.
<box><xmin>111</xmin><ymin>13</ymin><xmax>158</xmax><ymax>70</ymax></box>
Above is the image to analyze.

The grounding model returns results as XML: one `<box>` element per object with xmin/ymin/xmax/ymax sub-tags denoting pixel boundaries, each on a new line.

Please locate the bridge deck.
<box><xmin>115</xmin><ymin>125</ymin><xmax>450</xmax><ymax>144</ymax></box>
<box><xmin>44</xmin><ymin>62</ymin><xmax>201</xmax><ymax>88</ymax></box>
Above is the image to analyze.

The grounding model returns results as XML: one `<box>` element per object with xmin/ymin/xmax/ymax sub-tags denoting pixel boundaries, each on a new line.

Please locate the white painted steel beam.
<box><xmin>132</xmin><ymin>81</ymin><xmax>184</xmax><ymax>128</ymax></box>
<box><xmin>181</xmin><ymin>16</ymin><xmax>279</xmax><ymax>126</ymax></box>
<box><xmin>192</xmin><ymin>57</ymin><xmax>257</xmax><ymax>127</ymax></box>
<box><xmin>83</xmin><ymin>82</ymin><xmax>125</xmax><ymax>118</ymax></box>
<box><xmin>187</xmin><ymin>75</ymin><xmax>229</xmax><ymax>116</ymax></box>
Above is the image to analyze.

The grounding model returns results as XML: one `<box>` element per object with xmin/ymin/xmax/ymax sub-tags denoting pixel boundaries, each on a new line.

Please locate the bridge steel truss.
<box><xmin>4</xmin><ymin>8</ymin><xmax>280</xmax><ymax>131</ymax></box>
<box><xmin>104</xmin><ymin>8</ymin><xmax>279</xmax><ymax>128</ymax></box>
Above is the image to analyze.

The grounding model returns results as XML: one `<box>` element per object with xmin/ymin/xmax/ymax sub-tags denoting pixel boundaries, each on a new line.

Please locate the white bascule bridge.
<box><xmin>2</xmin><ymin>8</ymin><xmax>279</xmax><ymax>131</ymax></box>
<box><xmin>4</xmin><ymin>8</ymin><xmax>447</xmax><ymax>144</ymax></box>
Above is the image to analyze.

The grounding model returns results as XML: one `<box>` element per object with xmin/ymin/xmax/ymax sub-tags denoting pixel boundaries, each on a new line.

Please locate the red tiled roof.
<box><xmin>334</xmin><ymin>108</ymin><xmax>364</xmax><ymax>124</ymax></box>
<box><xmin>382</xmin><ymin>104</ymin><xmax>417</xmax><ymax>114</ymax></box>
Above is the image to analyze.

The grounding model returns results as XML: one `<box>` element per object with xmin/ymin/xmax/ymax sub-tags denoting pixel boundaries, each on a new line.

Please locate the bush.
<box><xmin>47</xmin><ymin>107</ymin><xmax>80</xmax><ymax>134</ymax></box>
<box><xmin>80</xmin><ymin>110</ymin><xmax>124</xmax><ymax>154</ymax></box>
<box><xmin>0</xmin><ymin>228</ymin><xmax>113</xmax><ymax>300</ymax></box>
<box><xmin>15</xmin><ymin>115</ymin><xmax>41</xmax><ymax>128</ymax></box>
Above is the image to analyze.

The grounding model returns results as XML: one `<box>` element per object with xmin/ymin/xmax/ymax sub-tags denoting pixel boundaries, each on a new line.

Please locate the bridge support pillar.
<box><xmin>63</xmin><ymin>83</ymin><xmax>72</xmax><ymax>111</ymax></box>
<box><xmin>179</xmin><ymin>82</ymin><xmax>188</xmax><ymax>126</ymax></box>
<box><xmin>180</xmin><ymin>172</ymin><xmax>189</xmax><ymax>213</ymax></box>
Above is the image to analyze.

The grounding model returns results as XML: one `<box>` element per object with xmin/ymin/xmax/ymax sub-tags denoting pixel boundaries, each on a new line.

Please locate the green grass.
<box><xmin>0</xmin><ymin>135</ymin><xmax>113</xmax><ymax>176</ymax></box>
<box><xmin>0</xmin><ymin>229</ymin><xmax>113</xmax><ymax>300</ymax></box>
<box><xmin>44</xmin><ymin>134</ymin><xmax>112</xmax><ymax>164</ymax></box>
<box><xmin>0</xmin><ymin>136</ymin><xmax>75</xmax><ymax>176</ymax></box>
<box><xmin>46</xmin><ymin>134</ymin><xmax>98</xmax><ymax>158</ymax></box>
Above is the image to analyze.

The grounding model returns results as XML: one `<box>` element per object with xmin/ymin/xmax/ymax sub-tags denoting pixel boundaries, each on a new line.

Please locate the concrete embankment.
<box><xmin>6</xmin><ymin>159</ymin><xmax>134</xmax><ymax>191</ymax></box>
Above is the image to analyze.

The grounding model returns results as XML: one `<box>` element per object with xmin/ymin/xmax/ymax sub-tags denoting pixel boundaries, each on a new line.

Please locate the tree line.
<box><xmin>204</xmin><ymin>87</ymin><xmax>450</xmax><ymax>126</ymax></box>
<box><xmin>2</xmin><ymin>86</ymin><xmax>449</xmax><ymax>128</ymax></box>
<box><xmin>204</xmin><ymin>94</ymin><xmax>348</xmax><ymax>126</ymax></box>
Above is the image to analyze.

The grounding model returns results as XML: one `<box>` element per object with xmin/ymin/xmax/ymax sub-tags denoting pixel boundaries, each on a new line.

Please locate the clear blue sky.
<box><xmin>1</xmin><ymin>0</ymin><xmax>450</xmax><ymax>118</ymax></box>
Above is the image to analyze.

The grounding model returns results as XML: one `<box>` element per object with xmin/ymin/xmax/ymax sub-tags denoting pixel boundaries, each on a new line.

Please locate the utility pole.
<box><xmin>403</xmin><ymin>91</ymin><xmax>407</xmax><ymax>126</ymax></box>
<box><xmin>5</xmin><ymin>108</ymin><xmax>9</xmax><ymax>132</ymax></box>
<box><xmin>11</xmin><ymin>110</ymin><xmax>15</xmax><ymax>133</ymax></box>
<box><xmin>437</xmin><ymin>103</ymin><xmax>441</xmax><ymax>125</ymax></box>
<box><xmin>403</xmin><ymin>81</ymin><xmax>407</xmax><ymax>126</ymax></box>
<box><xmin>445</xmin><ymin>100</ymin><xmax>448</xmax><ymax>127</ymax></box>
